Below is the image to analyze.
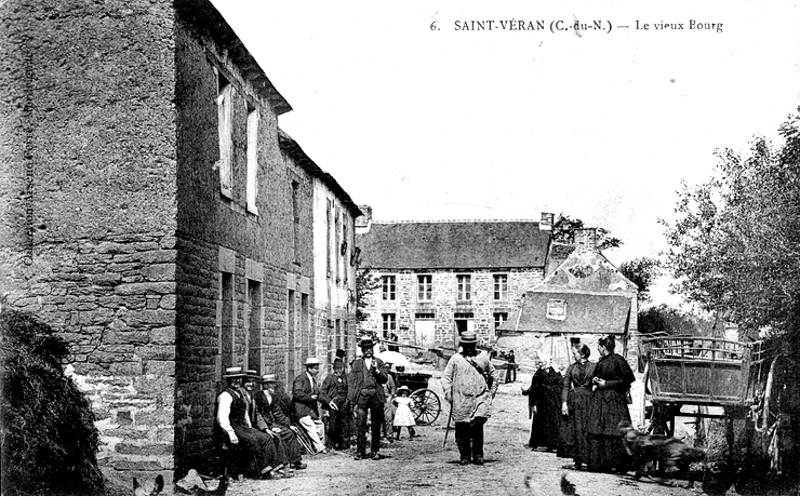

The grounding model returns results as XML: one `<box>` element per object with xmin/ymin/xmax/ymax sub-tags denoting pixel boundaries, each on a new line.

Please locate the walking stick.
<box><xmin>442</xmin><ymin>382</ymin><xmax>454</xmax><ymax>448</ymax></box>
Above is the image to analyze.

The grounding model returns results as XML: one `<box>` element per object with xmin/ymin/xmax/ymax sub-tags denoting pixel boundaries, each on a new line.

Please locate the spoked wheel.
<box><xmin>760</xmin><ymin>355</ymin><xmax>786</xmax><ymax>474</ymax></box>
<box><xmin>410</xmin><ymin>388</ymin><xmax>441</xmax><ymax>426</ymax></box>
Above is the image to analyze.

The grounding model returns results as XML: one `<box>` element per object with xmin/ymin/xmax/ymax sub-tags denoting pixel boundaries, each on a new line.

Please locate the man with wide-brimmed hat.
<box><xmin>320</xmin><ymin>358</ymin><xmax>349</xmax><ymax>450</ymax></box>
<box><xmin>254</xmin><ymin>374</ymin><xmax>307</xmax><ymax>470</ymax></box>
<box><xmin>381</xmin><ymin>361</ymin><xmax>397</xmax><ymax>443</ymax></box>
<box><xmin>215</xmin><ymin>367</ymin><xmax>283</xmax><ymax>479</ymax></box>
<box><xmin>292</xmin><ymin>357</ymin><xmax>332</xmax><ymax>454</ymax></box>
<box><xmin>441</xmin><ymin>331</ymin><xmax>501</xmax><ymax>466</ymax></box>
<box><xmin>347</xmin><ymin>337</ymin><xmax>389</xmax><ymax>460</ymax></box>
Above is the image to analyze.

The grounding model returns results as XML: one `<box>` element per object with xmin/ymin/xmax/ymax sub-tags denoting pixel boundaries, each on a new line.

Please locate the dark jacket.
<box><xmin>270</xmin><ymin>389</ymin><xmax>295</xmax><ymax>427</ymax></box>
<box><xmin>587</xmin><ymin>352</ymin><xmax>635</xmax><ymax>437</ymax></box>
<box><xmin>292</xmin><ymin>372</ymin><xmax>331</xmax><ymax>420</ymax></box>
<box><xmin>320</xmin><ymin>372</ymin><xmax>349</xmax><ymax>410</ymax></box>
<box><xmin>346</xmin><ymin>356</ymin><xmax>388</xmax><ymax>405</ymax></box>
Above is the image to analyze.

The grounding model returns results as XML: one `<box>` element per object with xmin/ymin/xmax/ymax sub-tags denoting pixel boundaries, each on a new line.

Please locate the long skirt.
<box><xmin>586</xmin><ymin>388</ymin><xmax>631</xmax><ymax>469</ymax></box>
<box><xmin>559</xmin><ymin>387</ymin><xmax>592</xmax><ymax>464</ymax></box>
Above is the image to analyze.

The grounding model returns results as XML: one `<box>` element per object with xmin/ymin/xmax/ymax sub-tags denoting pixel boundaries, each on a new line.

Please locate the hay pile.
<box><xmin>0</xmin><ymin>309</ymin><xmax>105</xmax><ymax>495</ymax></box>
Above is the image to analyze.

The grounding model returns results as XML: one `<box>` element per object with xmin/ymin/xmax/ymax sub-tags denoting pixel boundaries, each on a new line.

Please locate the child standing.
<box><xmin>392</xmin><ymin>386</ymin><xmax>416</xmax><ymax>440</ymax></box>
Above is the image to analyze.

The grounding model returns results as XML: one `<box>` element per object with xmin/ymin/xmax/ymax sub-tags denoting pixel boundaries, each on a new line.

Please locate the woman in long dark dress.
<box><xmin>558</xmin><ymin>344</ymin><xmax>596</xmax><ymax>469</ymax></box>
<box><xmin>524</xmin><ymin>356</ymin><xmax>562</xmax><ymax>451</ymax></box>
<box><xmin>586</xmin><ymin>335</ymin><xmax>635</xmax><ymax>472</ymax></box>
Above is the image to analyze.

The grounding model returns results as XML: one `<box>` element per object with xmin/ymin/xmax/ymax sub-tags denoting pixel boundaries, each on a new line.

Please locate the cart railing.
<box><xmin>643</xmin><ymin>336</ymin><xmax>775</xmax><ymax>407</ymax></box>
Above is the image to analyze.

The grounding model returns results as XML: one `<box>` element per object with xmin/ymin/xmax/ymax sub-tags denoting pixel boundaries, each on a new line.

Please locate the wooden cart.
<box><xmin>394</xmin><ymin>371</ymin><xmax>441</xmax><ymax>426</ymax></box>
<box><xmin>641</xmin><ymin>335</ymin><xmax>786</xmax><ymax>473</ymax></box>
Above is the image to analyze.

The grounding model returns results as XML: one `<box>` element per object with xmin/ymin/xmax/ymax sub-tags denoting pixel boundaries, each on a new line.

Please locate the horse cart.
<box><xmin>641</xmin><ymin>335</ymin><xmax>787</xmax><ymax>473</ymax></box>
<box><xmin>393</xmin><ymin>371</ymin><xmax>441</xmax><ymax>426</ymax></box>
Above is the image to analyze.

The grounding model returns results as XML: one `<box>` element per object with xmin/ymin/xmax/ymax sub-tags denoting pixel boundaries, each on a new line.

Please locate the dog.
<box><xmin>618</xmin><ymin>421</ymin><xmax>705</xmax><ymax>487</ymax></box>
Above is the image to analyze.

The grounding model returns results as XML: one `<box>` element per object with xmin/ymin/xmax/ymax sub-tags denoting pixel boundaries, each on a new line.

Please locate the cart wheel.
<box><xmin>762</xmin><ymin>355</ymin><xmax>786</xmax><ymax>474</ymax></box>
<box><xmin>410</xmin><ymin>388</ymin><xmax>441</xmax><ymax>426</ymax></box>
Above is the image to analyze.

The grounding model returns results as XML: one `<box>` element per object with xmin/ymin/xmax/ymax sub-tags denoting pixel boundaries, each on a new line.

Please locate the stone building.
<box><xmin>279</xmin><ymin>131</ymin><xmax>361</xmax><ymax>375</ymax></box>
<box><xmin>495</xmin><ymin>228</ymin><xmax>642</xmax><ymax>421</ymax></box>
<box><xmin>1</xmin><ymin>0</ymin><xmax>358</xmax><ymax>486</ymax></box>
<box><xmin>356</xmin><ymin>211</ymin><xmax>555</xmax><ymax>348</ymax></box>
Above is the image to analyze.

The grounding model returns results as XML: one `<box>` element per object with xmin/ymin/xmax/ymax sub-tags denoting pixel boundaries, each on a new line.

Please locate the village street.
<box><xmin>229</xmin><ymin>371</ymin><xmax>702</xmax><ymax>496</ymax></box>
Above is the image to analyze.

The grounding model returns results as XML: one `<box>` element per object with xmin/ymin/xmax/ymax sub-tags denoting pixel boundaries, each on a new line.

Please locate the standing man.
<box><xmin>292</xmin><ymin>357</ymin><xmax>333</xmax><ymax>454</ymax></box>
<box><xmin>505</xmin><ymin>350</ymin><xmax>517</xmax><ymax>383</ymax></box>
<box><xmin>381</xmin><ymin>362</ymin><xmax>397</xmax><ymax>442</ymax></box>
<box><xmin>320</xmin><ymin>358</ymin><xmax>349</xmax><ymax>450</ymax></box>
<box><xmin>441</xmin><ymin>331</ymin><xmax>501</xmax><ymax>466</ymax></box>
<box><xmin>347</xmin><ymin>337</ymin><xmax>389</xmax><ymax>460</ymax></box>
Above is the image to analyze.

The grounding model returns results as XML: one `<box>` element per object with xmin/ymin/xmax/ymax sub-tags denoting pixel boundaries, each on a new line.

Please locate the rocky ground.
<box><xmin>229</xmin><ymin>371</ymin><xmax>711</xmax><ymax>496</ymax></box>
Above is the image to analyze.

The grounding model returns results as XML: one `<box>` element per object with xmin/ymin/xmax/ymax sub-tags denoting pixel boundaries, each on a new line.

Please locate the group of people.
<box><xmin>215</xmin><ymin>337</ymin><xmax>421</xmax><ymax>480</ymax></box>
<box><xmin>523</xmin><ymin>334</ymin><xmax>636</xmax><ymax>473</ymax></box>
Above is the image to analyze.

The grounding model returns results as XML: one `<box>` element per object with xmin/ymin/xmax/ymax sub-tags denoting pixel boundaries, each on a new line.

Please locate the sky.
<box><xmin>211</xmin><ymin>0</ymin><xmax>800</xmax><ymax>307</ymax></box>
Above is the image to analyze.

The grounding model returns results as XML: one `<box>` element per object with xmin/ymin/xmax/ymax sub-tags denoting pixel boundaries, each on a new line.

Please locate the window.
<box><xmin>219</xmin><ymin>272</ymin><xmax>234</xmax><ymax>372</ymax></box>
<box><xmin>326</xmin><ymin>199</ymin><xmax>332</xmax><ymax>277</ymax></box>
<box><xmin>247</xmin><ymin>280</ymin><xmax>262</xmax><ymax>371</ymax></box>
<box><xmin>382</xmin><ymin>275</ymin><xmax>396</xmax><ymax>300</ymax></box>
<box><xmin>287</xmin><ymin>290</ymin><xmax>296</xmax><ymax>381</ymax></box>
<box><xmin>342</xmin><ymin>219</ymin><xmax>349</xmax><ymax>285</ymax></box>
<box><xmin>245</xmin><ymin>107</ymin><xmax>259</xmax><ymax>213</ymax></box>
<box><xmin>382</xmin><ymin>313</ymin><xmax>397</xmax><ymax>337</ymax></box>
<box><xmin>291</xmin><ymin>181</ymin><xmax>300</xmax><ymax>262</ymax></box>
<box><xmin>493</xmin><ymin>274</ymin><xmax>508</xmax><ymax>300</ymax></box>
<box><xmin>415</xmin><ymin>311</ymin><xmax>435</xmax><ymax>320</ymax></box>
<box><xmin>417</xmin><ymin>275</ymin><xmax>432</xmax><ymax>301</ymax></box>
<box><xmin>457</xmin><ymin>274</ymin><xmax>471</xmax><ymax>301</ymax></box>
<box><xmin>493</xmin><ymin>312</ymin><xmax>509</xmax><ymax>331</ymax></box>
<box><xmin>216</xmin><ymin>73</ymin><xmax>233</xmax><ymax>198</ymax></box>
<box><xmin>334</xmin><ymin>207</ymin><xmax>340</xmax><ymax>282</ymax></box>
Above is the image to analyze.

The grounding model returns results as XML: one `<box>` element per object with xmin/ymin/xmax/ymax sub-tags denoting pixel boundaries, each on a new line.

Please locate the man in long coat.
<box><xmin>255</xmin><ymin>374</ymin><xmax>307</xmax><ymax>470</ymax></box>
<box><xmin>441</xmin><ymin>331</ymin><xmax>501</xmax><ymax>465</ymax></box>
<box><xmin>347</xmin><ymin>337</ymin><xmax>389</xmax><ymax>460</ymax></box>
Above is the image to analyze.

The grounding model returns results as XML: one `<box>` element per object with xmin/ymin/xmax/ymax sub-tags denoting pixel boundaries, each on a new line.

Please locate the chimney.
<box><xmin>355</xmin><ymin>205</ymin><xmax>373</xmax><ymax>234</ymax></box>
<box><xmin>574</xmin><ymin>228</ymin><xmax>597</xmax><ymax>251</ymax></box>
<box><xmin>540</xmin><ymin>212</ymin><xmax>554</xmax><ymax>231</ymax></box>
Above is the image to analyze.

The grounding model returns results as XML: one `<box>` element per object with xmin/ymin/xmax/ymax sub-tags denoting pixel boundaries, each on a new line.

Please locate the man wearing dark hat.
<box><xmin>292</xmin><ymin>357</ymin><xmax>333</xmax><ymax>453</ymax></box>
<box><xmin>441</xmin><ymin>331</ymin><xmax>501</xmax><ymax>466</ymax></box>
<box><xmin>255</xmin><ymin>374</ymin><xmax>307</xmax><ymax>470</ymax></box>
<box><xmin>347</xmin><ymin>337</ymin><xmax>389</xmax><ymax>460</ymax></box>
<box><xmin>320</xmin><ymin>358</ymin><xmax>349</xmax><ymax>450</ymax></box>
<box><xmin>215</xmin><ymin>367</ymin><xmax>282</xmax><ymax>479</ymax></box>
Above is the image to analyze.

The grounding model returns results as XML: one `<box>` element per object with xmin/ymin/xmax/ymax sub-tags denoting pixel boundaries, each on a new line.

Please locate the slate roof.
<box><xmin>497</xmin><ymin>242</ymin><xmax>638</xmax><ymax>335</ymax></box>
<box><xmin>497</xmin><ymin>291</ymin><xmax>631</xmax><ymax>335</ymax></box>
<box><xmin>278</xmin><ymin>131</ymin><xmax>362</xmax><ymax>217</ymax></box>
<box><xmin>357</xmin><ymin>221</ymin><xmax>550</xmax><ymax>270</ymax></box>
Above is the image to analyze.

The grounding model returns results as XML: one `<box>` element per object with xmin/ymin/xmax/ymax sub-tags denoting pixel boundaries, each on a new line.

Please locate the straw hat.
<box><xmin>223</xmin><ymin>366</ymin><xmax>245</xmax><ymax>379</ymax></box>
<box><xmin>305</xmin><ymin>357</ymin><xmax>321</xmax><ymax>366</ymax></box>
<box><xmin>260</xmin><ymin>374</ymin><xmax>278</xmax><ymax>383</ymax></box>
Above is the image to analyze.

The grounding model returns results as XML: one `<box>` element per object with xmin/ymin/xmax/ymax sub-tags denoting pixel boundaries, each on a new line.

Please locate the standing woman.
<box><xmin>586</xmin><ymin>335</ymin><xmax>635</xmax><ymax>473</ymax></box>
<box><xmin>559</xmin><ymin>344</ymin><xmax>596</xmax><ymax>469</ymax></box>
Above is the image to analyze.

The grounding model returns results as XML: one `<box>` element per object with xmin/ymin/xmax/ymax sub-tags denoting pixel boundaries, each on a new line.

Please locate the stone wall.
<box><xmin>362</xmin><ymin>268</ymin><xmax>544</xmax><ymax>345</ymax></box>
<box><xmin>0</xmin><ymin>0</ymin><xmax>178</xmax><ymax>487</ymax></box>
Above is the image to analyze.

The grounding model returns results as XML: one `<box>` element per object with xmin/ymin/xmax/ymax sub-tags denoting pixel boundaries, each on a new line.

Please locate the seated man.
<box><xmin>292</xmin><ymin>357</ymin><xmax>334</xmax><ymax>454</ymax></box>
<box><xmin>215</xmin><ymin>367</ymin><xmax>283</xmax><ymax>479</ymax></box>
<box><xmin>241</xmin><ymin>370</ymin><xmax>292</xmax><ymax>478</ymax></box>
<box><xmin>255</xmin><ymin>374</ymin><xmax>307</xmax><ymax>470</ymax></box>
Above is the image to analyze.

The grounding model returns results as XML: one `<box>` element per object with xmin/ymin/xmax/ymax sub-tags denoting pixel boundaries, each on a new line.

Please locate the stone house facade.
<box><xmin>1</xmin><ymin>0</ymin><xmax>358</xmax><ymax>487</ymax></box>
<box><xmin>356</xmin><ymin>212</ymin><xmax>555</xmax><ymax>348</ymax></box>
<box><xmin>279</xmin><ymin>131</ymin><xmax>361</xmax><ymax>377</ymax></box>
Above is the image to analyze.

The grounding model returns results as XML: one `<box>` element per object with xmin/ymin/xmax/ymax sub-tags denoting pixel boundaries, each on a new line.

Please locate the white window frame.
<box><xmin>417</xmin><ymin>274</ymin><xmax>432</xmax><ymax>301</ymax></box>
<box><xmin>493</xmin><ymin>274</ymin><xmax>508</xmax><ymax>300</ymax></box>
<box><xmin>245</xmin><ymin>108</ymin><xmax>259</xmax><ymax>214</ymax></box>
<box><xmin>382</xmin><ymin>275</ymin><xmax>396</xmax><ymax>301</ymax></box>
<box><xmin>457</xmin><ymin>274</ymin><xmax>471</xmax><ymax>301</ymax></box>
<box><xmin>217</xmin><ymin>76</ymin><xmax>233</xmax><ymax>199</ymax></box>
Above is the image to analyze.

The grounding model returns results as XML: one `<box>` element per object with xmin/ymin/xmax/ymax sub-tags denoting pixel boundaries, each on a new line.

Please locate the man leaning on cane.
<box><xmin>441</xmin><ymin>331</ymin><xmax>501</xmax><ymax>466</ymax></box>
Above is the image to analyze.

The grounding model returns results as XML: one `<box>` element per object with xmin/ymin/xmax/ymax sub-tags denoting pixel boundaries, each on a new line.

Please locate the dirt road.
<box><xmin>230</xmin><ymin>372</ymin><xmax>703</xmax><ymax>496</ymax></box>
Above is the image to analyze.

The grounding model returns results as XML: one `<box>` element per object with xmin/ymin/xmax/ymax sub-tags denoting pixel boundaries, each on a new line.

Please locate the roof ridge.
<box><xmin>372</xmin><ymin>219</ymin><xmax>541</xmax><ymax>225</ymax></box>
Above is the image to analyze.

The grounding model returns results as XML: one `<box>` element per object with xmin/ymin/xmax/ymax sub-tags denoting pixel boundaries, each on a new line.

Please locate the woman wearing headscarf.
<box><xmin>586</xmin><ymin>335</ymin><xmax>635</xmax><ymax>472</ymax></box>
<box><xmin>558</xmin><ymin>343</ymin><xmax>596</xmax><ymax>469</ymax></box>
<box><xmin>535</xmin><ymin>354</ymin><xmax>563</xmax><ymax>451</ymax></box>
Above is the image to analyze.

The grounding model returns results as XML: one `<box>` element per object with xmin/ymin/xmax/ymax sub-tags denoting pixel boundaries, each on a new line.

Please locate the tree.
<box><xmin>355</xmin><ymin>268</ymin><xmax>380</xmax><ymax>328</ymax></box>
<box><xmin>663</xmin><ymin>110</ymin><xmax>800</xmax><ymax>333</ymax></box>
<box><xmin>619</xmin><ymin>257</ymin><xmax>661</xmax><ymax>303</ymax></box>
<box><xmin>637</xmin><ymin>304</ymin><xmax>714</xmax><ymax>336</ymax></box>
<box><xmin>552</xmin><ymin>214</ymin><xmax>622</xmax><ymax>251</ymax></box>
